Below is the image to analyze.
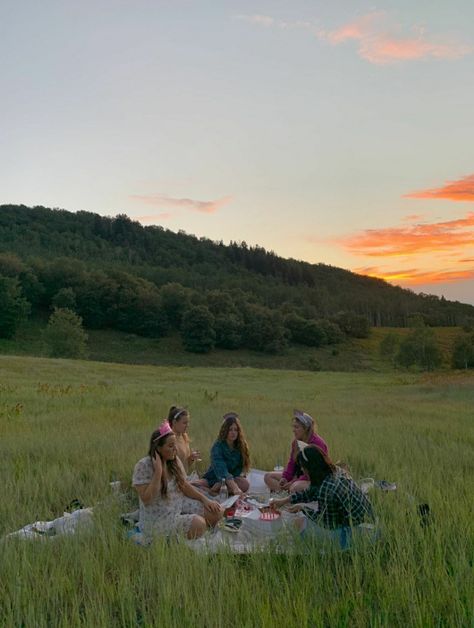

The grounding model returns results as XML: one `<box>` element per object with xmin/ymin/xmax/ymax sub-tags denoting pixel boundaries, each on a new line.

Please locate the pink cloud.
<box><xmin>323</xmin><ymin>12</ymin><xmax>471</xmax><ymax>64</ymax></box>
<box><xmin>405</xmin><ymin>173</ymin><xmax>474</xmax><ymax>201</ymax></box>
<box><xmin>130</xmin><ymin>193</ymin><xmax>232</xmax><ymax>214</ymax></box>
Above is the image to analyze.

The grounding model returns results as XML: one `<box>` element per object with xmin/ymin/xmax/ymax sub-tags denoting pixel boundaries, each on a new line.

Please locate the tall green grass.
<box><xmin>0</xmin><ymin>356</ymin><xmax>473</xmax><ymax>627</ymax></box>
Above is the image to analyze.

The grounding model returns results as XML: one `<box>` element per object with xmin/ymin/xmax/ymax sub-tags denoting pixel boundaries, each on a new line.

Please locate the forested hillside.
<box><xmin>1</xmin><ymin>204</ymin><xmax>473</xmax><ymax>356</ymax></box>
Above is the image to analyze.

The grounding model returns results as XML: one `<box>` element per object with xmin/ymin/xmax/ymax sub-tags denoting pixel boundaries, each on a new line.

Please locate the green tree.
<box><xmin>110</xmin><ymin>273</ymin><xmax>169</xmax><ymax>338</ymax></box>
<box><xmin>181</xmin><ymin>305</ymin><xmax>216</xmax><ymax>353</ymax></box>
<box><xmin>52</xmin><ymin>287</ymin><xmax>77</xmax><ymax>311</ymax></box>
<box><xmin>334</xmin><ymin>311</ymin><xmax>371</xmax><ymax>338</ymax></box>
<box><xmin>317</xmin><ymin>319</ymin><xmax>344</xmax><ymax>344</ymax></box>
<box><xmin>451</xmin><ymin>333</ymin><xmax>474</xmax><ymax>369</ymax></box>
<box><xmin>160</xmin><ymin>283</ymin><xmax>192</xmax><ymax>329</ymax></box>
<box><xmin>43</xmin><ymin>308</ymin><xmax>88</xmax><ymax>358</ymax></box>
<box><xmin>214</xmin><ymin>315</ymin><xmax>243</xmax><ymax>349</ymax></box>
<box><xmin>0</xmin><ymin>274</ymin><xmax>30</xmax><ymax>338</ymax></box>
<box><xmin>396</xmin><ymin>326</ymin><xmax>442</xmax><ymax>371</ymax></box>
<box><xmin>285</xmin><ymin>314</ymin><xmax>327</xmax><ymax>347</ymax></box>
<box><xmin>242</xmin><ymin>304</ymin><xmax>288</xmax><ymax>353</ymax></box>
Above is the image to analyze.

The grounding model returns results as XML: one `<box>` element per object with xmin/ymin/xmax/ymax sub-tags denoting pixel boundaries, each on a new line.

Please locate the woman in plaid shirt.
<box><xmin>270</xmin><ymin>445</ymin><xmax>375</xmax><ymax>549</ymax></box>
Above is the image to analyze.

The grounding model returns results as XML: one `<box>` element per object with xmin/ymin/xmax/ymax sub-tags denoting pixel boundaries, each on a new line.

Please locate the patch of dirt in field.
<box><xmin>420</xmin><ymin>372</ymin><xmax>474</xmax><ymax>387</ymax></box>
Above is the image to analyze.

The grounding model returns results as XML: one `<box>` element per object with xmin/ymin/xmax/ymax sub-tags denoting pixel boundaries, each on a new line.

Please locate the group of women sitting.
<box><xmin>132</xmin><ymin>407</ymin><xmax>374</xmax><ymax>546</ymax></box>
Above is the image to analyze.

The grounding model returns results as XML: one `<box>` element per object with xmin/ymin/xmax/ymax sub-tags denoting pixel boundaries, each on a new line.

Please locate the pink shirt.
<box><xmin>282</xmin><ymin>433</ymin><xmax>329</xmax><ymax>483</ymax></box>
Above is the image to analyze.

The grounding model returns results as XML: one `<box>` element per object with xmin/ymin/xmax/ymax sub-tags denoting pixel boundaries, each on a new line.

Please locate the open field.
<box><xmin>1</xmin><ymin>355</ymin><xmax>473</xmax><ymax>627</ymax></box>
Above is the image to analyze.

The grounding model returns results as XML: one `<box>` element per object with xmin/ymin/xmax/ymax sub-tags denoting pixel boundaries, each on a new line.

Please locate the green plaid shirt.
<box><xmin>290</xmin><ymin>469</ymin><xmax>374</xmax><ymax>529</ymax></box>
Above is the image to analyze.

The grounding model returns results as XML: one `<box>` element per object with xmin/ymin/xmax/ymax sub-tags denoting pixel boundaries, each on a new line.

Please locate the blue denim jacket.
<box><xmin>202</xmin><ymin>440</ymin><xmax>243</xmax><ymax>485</ymax></box>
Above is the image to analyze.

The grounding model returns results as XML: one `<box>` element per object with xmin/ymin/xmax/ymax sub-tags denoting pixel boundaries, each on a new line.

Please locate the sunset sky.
<box><xmin>2</xmin><ymin>1</ymin><xmax>473</xmax><ymax>304</ymax></box>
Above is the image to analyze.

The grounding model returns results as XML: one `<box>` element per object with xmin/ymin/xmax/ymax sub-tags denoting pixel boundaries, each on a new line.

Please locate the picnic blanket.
<box><xmin>5</xmin><ymin>507</ymin><xmax>94</xmax><ymax>541</ymax></box>
<box><xmin>5</xmin><ymin>469</ymin><xmax>385</xmax><ymax>550</ymax></box>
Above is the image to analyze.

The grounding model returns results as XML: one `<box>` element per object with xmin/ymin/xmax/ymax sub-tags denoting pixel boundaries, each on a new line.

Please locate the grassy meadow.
<box><xmin>0</xmin><ymin>355</ymin><xmax>473</xmax><ymax>627</ymax></box>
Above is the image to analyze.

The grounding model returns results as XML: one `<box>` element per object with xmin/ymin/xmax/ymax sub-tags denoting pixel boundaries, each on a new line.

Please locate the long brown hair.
<box><xmin>167</xmin><ymin>406</ymin><xmax>190</xmax><ymax>444</ymax></box>
<box><xmin>217</xmin><ymin>413</ymin><xmax>250</xmax><ymax>473</ymax></box>
<box><xmin>148</xmin><ymin>430</ymin><xmax>185</xmax><ymax>496</ymax></box>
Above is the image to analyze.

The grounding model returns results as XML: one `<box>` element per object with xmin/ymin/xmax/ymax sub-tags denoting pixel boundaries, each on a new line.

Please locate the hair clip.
<box><xmin>296</xmin><ymin>440</ymin><xmax>309</xmax><ymax>462</ymax></box>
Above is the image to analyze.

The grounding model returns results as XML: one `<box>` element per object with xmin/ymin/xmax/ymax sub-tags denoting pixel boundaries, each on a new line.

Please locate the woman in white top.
<box><xmin>132</xmin><ymin>421</ymin><xmax>222</xmax><ymax>540</ymax></box>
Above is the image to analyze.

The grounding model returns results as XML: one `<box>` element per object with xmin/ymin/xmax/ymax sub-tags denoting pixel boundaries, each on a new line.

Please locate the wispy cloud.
<box><xmin>402</xmin><ymin>214</ymin><xmax>427</xmax><ymax>222</ymax></box>
<box><xmin>235</xmin><ymin>14</ymin><xmax>316</xmax><ymax>32</ymax></box>
<box><xmin>130</xmin><ymin>193</ymin><xmax>232</xmax><ymax>214</ymax></box>
<box><xmin>405</xmin><ymin>173</ymin><xmax>474</xmax><ymax>201</ymax></box>
<box><xmin>136</xmin><ymin>212</ymin><xmax>173</xmax><ymax>223</ymax></box>
<box><xmin>236</xmin><ymin>11</ymin><xmax>471</xmax><ymax>65</ymax></box>
<box><xmin>334</xmin><ymin>212</ymin><xmax>474</xmax><ymax>257</ymax></box>
<box><xmin>322</xmin><ymin>12</ymin><xmax>471</xmax><ymax>64</ymax></box>
<box><xmin>235</xmin><ymin>14</ymin><xmax>275</xmax><ymax>28</ymax></box>
<box><xmin>354</xmin><ymin>265</ymin><xmax>474</xmax><ymax>286</ymax></box>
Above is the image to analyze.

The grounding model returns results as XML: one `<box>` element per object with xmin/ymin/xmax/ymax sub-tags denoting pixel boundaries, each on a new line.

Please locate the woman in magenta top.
<box><xmin>264</xmin><ymin>409</ymin><xmax>328</xmax><ymax>494</ymax></box>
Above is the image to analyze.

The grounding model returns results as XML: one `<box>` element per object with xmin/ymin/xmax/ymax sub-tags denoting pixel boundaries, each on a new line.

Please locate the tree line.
<box><xmin>1</xmin><ymin>204</ymin><xmax>474</xmax><ymax>360</ymax></box>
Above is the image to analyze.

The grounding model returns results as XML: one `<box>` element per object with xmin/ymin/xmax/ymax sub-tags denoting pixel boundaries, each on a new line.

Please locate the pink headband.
<box><xmin>155</xmin><ymin>421</ymin><xmax>173</xmax><ymax>439</ymax></box>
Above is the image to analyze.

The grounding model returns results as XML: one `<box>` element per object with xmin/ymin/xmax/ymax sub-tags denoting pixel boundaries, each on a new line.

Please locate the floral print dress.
<box><xmin>132</xmin><ymin>456</ymin><xmax>203</xmax><ymax>539</ymax></box>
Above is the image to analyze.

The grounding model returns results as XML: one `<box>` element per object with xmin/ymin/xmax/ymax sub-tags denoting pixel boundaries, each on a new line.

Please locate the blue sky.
<box><xmin>1</xmin><ymin>1</ymin><xmax>473</xmax><ymax>303</ymax></box>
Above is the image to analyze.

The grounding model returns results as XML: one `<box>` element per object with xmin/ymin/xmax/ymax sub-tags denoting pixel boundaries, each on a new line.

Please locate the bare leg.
<box><xmin>233</xmin><ymin>477</ymin><xmax>249</xmax><ymax>493</ymax></box>
<box><xmin>186</xmin><ymin>515</ymin><xmax>207</xmax><ymax>539</ymax></box>
<box><xmin>264</xmin><ymin>472</ymin><xmax>282</xmax><ymax>492</ymax></box>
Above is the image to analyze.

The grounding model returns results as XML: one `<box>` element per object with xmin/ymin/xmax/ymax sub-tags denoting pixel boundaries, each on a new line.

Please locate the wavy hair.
<box><xmin>148</xmin><ymin>429</ymin><xmax>185</xmax><ymax>496</ymax></box>
<box><xmin>217</xmin><ymin>414</ymin><xmax>250</xmax><ymax>474</ymax></box>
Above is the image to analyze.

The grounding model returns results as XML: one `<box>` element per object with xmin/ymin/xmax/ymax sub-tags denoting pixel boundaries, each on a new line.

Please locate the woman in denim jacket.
<box><xmin>200</xmin><ymin>412</ymin><xmax>250</xmax><ymax>496</ymax></box>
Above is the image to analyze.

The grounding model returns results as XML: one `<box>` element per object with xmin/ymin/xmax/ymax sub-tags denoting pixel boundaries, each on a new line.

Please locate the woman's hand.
<box><xmin>279</xmin><ymin>478</ymin><xmax>291</xmax><ymax>491</ymax></box>
<box><xmin>287</xmin><ymin>504</ymin><xmax>304</xmax><ymax>513</ymax></box>
<box><xmin>228</xmin><ymin>480</ymin><xmax>243</xmax><ymax>496</ymax></box>
<box><xmin>204</xmin><ymin>499</ymin><xmax>223</xmax><ymax>515</ymax></box>
<box><xmin>152</xmin><ymin>452</ymin><xmax>162</xmax><ymax>475</ymax></box>
<box><xmin>269</xmin><ymin>496</ymin><xmax>289</xmax><ymax>511</ymax></box>
<box><xmin>189</xmin><ymin>449</ymin><xmax>201</xmax><ymax>462</ymax></box>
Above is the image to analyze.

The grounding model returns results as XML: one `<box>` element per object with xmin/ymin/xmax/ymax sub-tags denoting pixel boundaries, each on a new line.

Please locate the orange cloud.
<box><xmin>324</xmin><ymin>12</ymin><xmax>471</xmax><ymax>64</ymax></box>
<box><xmin>405</xmin><ymin>173</ymin><xmax>474</xmax><ymax>201</ymax></box>
<box><xmin>354</xmin><ymin>265</ymin><xmax>474</xmax><ymax>286</ymax></box>
<box><xmin>130</xmin><ymin>193</ymin><xmax>232</xmax><ymax>214</ymax></box>
<box><xmin>337</xmin><ymin>212</ymin><xmax>474</xmax><ymax>257</ymax></box>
